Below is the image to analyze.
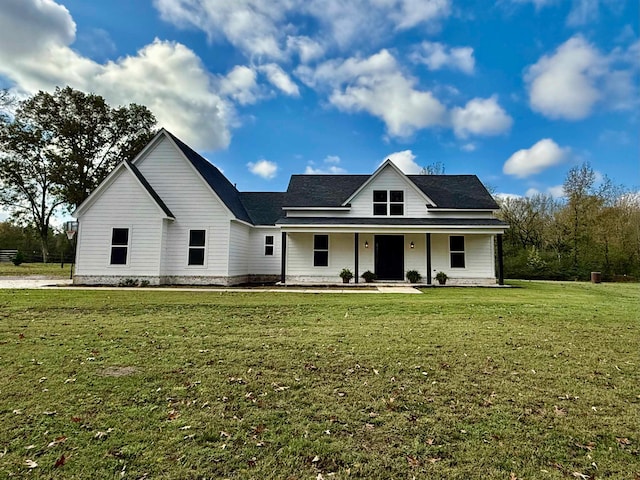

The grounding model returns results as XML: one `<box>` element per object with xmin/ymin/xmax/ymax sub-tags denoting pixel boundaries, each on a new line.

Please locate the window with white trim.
<box><xmin>264</xmin><ymin>235</ymin><xmax>274</xmax><ymax>256</ymax></box>
<box><xmin>450</xmin><ymin>235</ymin><xmax>465</xmax><ymax>268</ymax></box>
<box><xmin>110</xmin><ymin>228</ymin><xmax>129</xmax><ymax>265</ymax></box>
<box><xmin>373</xmin><ymin>190</ymin><xmax>404</xmax><ymax>216</ymax></box>
<box><xmin>313</xmin><ymin>234</ymin><xmax>329</xmax><ymax>267</ymax></box>
<box><xmin>188</xmin><ymin>230</ymin><xmax>206</xmax><ymax>266</ymax></box>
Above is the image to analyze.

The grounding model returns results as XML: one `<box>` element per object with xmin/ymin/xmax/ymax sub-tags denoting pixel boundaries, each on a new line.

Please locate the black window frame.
<box><xmin>188</xmin><ymin>229</ymin><xmax>206</xmax><ymax>266</ymax></box>
<box><xmin>373</xmin><ymin>190</ymin><xmax>387</xmax><ymax>216</ymax></box>
<box><xmin>373</xmin><ymin>189</ymin><xmax>404</xmax><ymax>216</ymax></box>
<box><xmin>450</xmin><ymin>235</ymin><xmax>465</xmax><ymax>269</ymax></box>
<box><xmin>264</xmin><ymin>235</ymin><xmax>274</xmax><ymax>256</ymax></box>
<box><xmin>313</xmin><ymin>234</ymin><xmax>329</xmax><ymax>267</ymax></box>
<box><xmin>110</xmin><ymin>228</ymin><xmax>129</xmax><ymax>265</ymax></box>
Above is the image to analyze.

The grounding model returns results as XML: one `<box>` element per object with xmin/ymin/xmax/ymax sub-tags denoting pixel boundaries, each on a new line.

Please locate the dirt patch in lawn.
<box><xmin>98</xmin><ymin>366</ymin><xmax>138</xmax><ymax>377</ymax></box>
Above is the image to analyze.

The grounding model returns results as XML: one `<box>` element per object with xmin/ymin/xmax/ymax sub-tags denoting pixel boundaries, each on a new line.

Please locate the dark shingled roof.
<box><xmin>407</xmin><ymin>175</ymin><xmax>500</xmax><ymax>210</ymax></box>
<box><xmin>166</xmin><ymin>131</ymin><xmax>252</xmax><ymax>223</ymax></box>
<box><xmin>283</xmin><ymin>173</ymin><xmax>499</xmax><ymax>210</ymax></box>
<box><xmin>276</xmin><ymin>217</ymin><xmax>507</xmax><ymax>227</ymax></box>
<box><xmin>239</xmin><ymin>192</ymin><xmax>288</xmax><ymax>225</ymax></box>
<box><xmin>285</xmin><ymin>175</ymin><xmax>368</xmax><ymax>207</ymax></box>
<box><xmin>126</xmin><ymin>160</ymin><xmax>175</xmax><ymax>218</ymax></box>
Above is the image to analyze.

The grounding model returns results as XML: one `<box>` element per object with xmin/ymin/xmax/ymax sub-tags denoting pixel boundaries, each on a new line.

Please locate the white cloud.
<box><xmin>525</xmin><ymin>185</ymin><xmax>565</xmax><ymax>198</ymax></box>
<box><xmin>566</xmin><ymin>0</ymin><xmax>600</xmax><ymax>26</ymax></box>
<box><xmin>258</xmin><ymin>64</ymin><xmax>300</xmax><ymax>96</ymax></box>
<box><xmin>154</xmin><ymin>0</ymin><xmax>289</xmax><ymax>59</ymax></box>
<box><xmin>248</xmin><ymin>159</ymin><xmax>278</xmax><ymax>179</ymax></box>
<box><xmin>450</xmin><ymin>96</ymin><xmax>513</xmax><ymax>138</ymax></box>
<box><xmin>503</xmin><ymin>138</ymin><xmax>570</xmax><ymax>178</ymax></box>
<box><xmin>495</xmin><ymin>192</ymin><xmax>523</xmax><ymax>202</ymax></box>
<box><xmin>524</xmin><ymin>35</ymin><xmax>637</xmax><ymax>120</ymax></box>
<box><xmin>461</xmin><ymin>142</ymin><xmax>477</xmax><ymax>152</ymax></box>
<box><xmin>219</xmin><ymin>65</ymin><xmax>260</xmax><ymax>105</ymax></box>
<box><xmin>286</xmin><ymin>36</ymin><xmax>325</xmax><ymax>63</ymax></box>
<box><xmin>154</xmin><ymin>0</ymin><xmax>452</xmax><ymax>59</ymax></box>
<box><xmin>298</xmin><ymin>49</ymin><xmax>447</xmax><ymax>137</ymax></box>
<box><xmin>0</xmin><ymin>0</ymin><xmax>237</xmax><ymax>151</ymax></box>
<box><xmin>508</xmin><ymin>0</ymin><xmax>558</xmax><ymax>9</ymax></box>
<box><xmin>382</xmin><ymin>150</ymin><xmax>422</xmax><ymax>174</ymax></box>
<box><xmin>411</xmin><ymin>41</ymin><xmax>475</xmax><ymax>74</ymax></box>
<box><xmin>305</xmin><ymin>155</ymin><xmax>347</xmax><ymax>174</ymax></box>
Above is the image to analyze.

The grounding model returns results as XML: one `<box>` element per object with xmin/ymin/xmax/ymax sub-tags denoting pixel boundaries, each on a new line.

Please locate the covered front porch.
<box><xmin>277</xmin><ymin>224</ymin><xmax>505</xmax><ymax>286</ymax></box>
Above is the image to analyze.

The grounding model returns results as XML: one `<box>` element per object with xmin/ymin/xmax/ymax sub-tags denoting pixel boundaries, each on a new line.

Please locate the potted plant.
<box><xmin>339</xmin><ymin>268</ymin><xmax>354</xmax><ymax>283</ymax></box>
<box><xmin>435</xmin><ymin>271</ymin><xmax>448</xmax><ymax>285</ymax></box>
<box><xmin>361</xmin><ymin>270</ymin><xmax>377</xmax><ymax>283</ymax></box>
<box><xmin>406</xmin><ymin>270</ymin><xmax>422</xmax><ymax>283</ymax></box>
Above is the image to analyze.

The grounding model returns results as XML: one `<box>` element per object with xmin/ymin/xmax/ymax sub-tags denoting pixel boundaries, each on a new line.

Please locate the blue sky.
<box><xmin>0</xmin><ymin>0</ymin><xmax>638</xmax><ymax>199</ymax></box>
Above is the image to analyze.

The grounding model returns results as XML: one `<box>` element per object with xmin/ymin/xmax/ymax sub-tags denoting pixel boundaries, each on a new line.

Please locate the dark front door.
<box><xmin>375</xmin><ymin>235</ymin><xmax>404</xmax><ymax>280</ymax></box>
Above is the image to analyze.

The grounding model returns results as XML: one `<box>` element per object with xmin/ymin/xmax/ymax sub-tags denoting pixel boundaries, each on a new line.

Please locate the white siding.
<box><xmin>76</xmin><ymin>169</ymin><xmax>163</xmax><ymax>276</ymax></box>
<box><xmin>430</xmin><ymin>234</ymin><xmax>495</xmax><ymax>278</ymax></box>
<box><xmin>228</xmin><ymin>222</ymin><xmax>250</xmax><ymax>276</ymax></box>
<box><xmin>135</xmin><ymin>136</ymin><xmax>233</xmax><ymax>276</ymax></box>
<box><xmin>349</xmin><ymin>167</ymin><xmax>429</xmax><ymax>217</ymax></box>
<box><xmin>287</xmin><ymin>233</ymin><xmax>355</xmax><ymax>281</ymax></box>
<box><xmin>248</xmin><ymin>227</ymin><xmax>281</xmax><ymax>274</ymax></box>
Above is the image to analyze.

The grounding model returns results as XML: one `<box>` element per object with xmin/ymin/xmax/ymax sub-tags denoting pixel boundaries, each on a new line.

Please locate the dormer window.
<box><xmin>373</xmin><ymin>190</ymin><xmax>404</xmax><ymax>216</ymax></box>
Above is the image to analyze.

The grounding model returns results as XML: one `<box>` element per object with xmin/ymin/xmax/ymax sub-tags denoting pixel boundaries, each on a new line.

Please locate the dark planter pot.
<box><xmin>342</xmin><ymin>278</ymin><xmax>351</xmax><ymax>283</ymax></box>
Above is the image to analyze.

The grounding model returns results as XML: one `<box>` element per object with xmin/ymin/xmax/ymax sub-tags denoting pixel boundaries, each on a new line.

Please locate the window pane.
<box><xmin>390</xmin><ymin>190</ymin><xmax>404</xmax><ymax>202</ymax></box>
<box><xmin>110</xmin><ymin>246</ymin><xmax>127</xmax><ymax>265</ymax></box>
<box><xmin>450</xmin><ymin>235</ymin><xmax>465</xmax><ymax>251</ymax></box>
<box><xmin>314</xmin><ymin>251</ymin><xmax>328</xmax><ymax>267</ymax></box>
<box><xmin>314</xmin><ymin>235</ymin><xmax>328</xmax><ymax>250</ymax></box>
<box><xmin>390</xmin><ymin>204</ymin><xmax>404</xmax><ymax>216</ymax></box>
<box><xmin>188</xmin><ymin>248</ymin><xmax>205</xmax><ymax>265</ymax></box>
<box><xmin>451</xmin><ymin>252</ymin><xmax>465</xmax><ymax>268</ymax></box>
<box><xmin>265</xmin><ymin>245</ymin><xmax>274</xmax><ymax>256</ymax></box>
<box><xmin>265</xmin><ymin>235</ymin><xmax>274</xmax><ymax>245</ymax></box>
<box><xmin>373</xmin><ymin>190</ymin><xmax>387</xmax><ymax>202</ymax></box>
<box><xmin>373</xmin><ymin>204</ymin><xmax>387</xmax><ymax>216</ymax></box>
<box><xmin>189</xmin><ymin>230</ymin><xmax>206</xmax><ymax>247</ymax></box>
<box><xmin>112</xmin><ymin>228</ymin><xmax>129</xmax><ymax>246</ymax></box>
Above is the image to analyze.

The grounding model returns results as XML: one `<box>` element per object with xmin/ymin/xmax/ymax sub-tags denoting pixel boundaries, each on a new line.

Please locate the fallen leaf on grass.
<box><xmin>575</xmin><ymin>442</ymin><xmax>596</xmax><ymax>452</ymax></box>
<box><xmin>43</xmin><ymin>411</ymin><xmax>57</xmax><ymax>416</ymax></box>
<box><xmin>54</xmin><ymin>454</ymin><xmax>66</xmax><ymax>468</ymax></box>
<box><xmin>25</xmin><ymin>459</ymin><xmax>38</xmax><ymax>469</ymax></box>
<box><xmin>616</xmin><ymin>437</ymin><xmax>631</xmax><ymax>446</ymax></box>
<box><xmin>47</xmin><ymin>436</ymin><xmax>67</xmax><ymax>448</ymax></box>
<box><xmin>427</xmin><ymin>457</ymin><xmax>441</xmax><ymax>464</ymax></box>
<box><xmin>572</xmin><ymin>472</ymin><xmax>588</xmax><ymax>479</ymax></box>
<box><xmin>167</xmin><ymin>410</ymin><xmax>180</xmax><ymax>420</ymax></box>
<box><xmin>94</xmin><ymin>428</ymin><xmax>114</xmax><ymax>439</ymax></box>
<box><xmin>407</xmin><ymin>456</ymin><xmax>420</xmax><ymax>467</ymax></box>
<box><xmin>553</xmin><ymin>405</ymin><xmax>567</xmax><ymax>416</ymax></box>
<box><xmin>510</xmin><ymin>473</ymin><xmax>518</xmax><ymax>480</ymax></box>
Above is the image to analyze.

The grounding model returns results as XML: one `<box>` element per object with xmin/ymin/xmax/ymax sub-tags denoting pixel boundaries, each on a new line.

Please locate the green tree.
<box><xmin>563</xmin><ymin>163</ymin><xmax>598</xmax><ymax>275</ymax></box>
<box><xmin>16</xmin><ymin>86</ymin><xmax>157</xmax><ymax>209</ymax></box>
<box><xmin>0</xmin><ymin>86</ymin><xmax>157</xmax><ymax>261</ymax></box>
<box><xmin>0</xmin><ymin>122</ymin><xmax>63</xmax><ymax>262</ymax></box>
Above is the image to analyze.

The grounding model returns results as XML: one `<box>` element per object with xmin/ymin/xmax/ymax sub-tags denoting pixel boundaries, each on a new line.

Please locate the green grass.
<box><xmin>0</xmin><ymin>281</ymin><xmax>638</xmax><ymax>479</ymax></box>
<box><xmin>0</xmin><ymin>262</ymin><xmax>70</xmax><ymax>278</ymax></box>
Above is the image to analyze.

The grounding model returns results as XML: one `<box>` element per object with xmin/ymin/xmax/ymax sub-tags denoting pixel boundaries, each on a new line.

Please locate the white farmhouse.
<box><xmin>73</xmin><ymin>129</ymin><xmax>508</xmax><ymax>286</ymax></box>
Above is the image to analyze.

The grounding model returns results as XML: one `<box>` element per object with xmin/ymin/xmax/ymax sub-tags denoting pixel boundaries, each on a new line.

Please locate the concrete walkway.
<box><xmin>0</xmin><ymin>277</ymin><xmax>423</xmax><ymax>294</ymax></box>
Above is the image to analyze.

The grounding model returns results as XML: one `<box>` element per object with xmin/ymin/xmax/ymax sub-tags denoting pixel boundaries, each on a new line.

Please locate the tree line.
<box><xmin>497</xmin><ymin>163</ymin><xmax>640</xmax><ymax>281</ymax></box>
<box><xmin>0</xmin><ymin>86</ymin><xmax>156</xmax><ymax>262</ymax></box>
<box><xmin>1</xmin><ymin>86</ymin><xmax>638</xmax><ymax>280</ymax></box>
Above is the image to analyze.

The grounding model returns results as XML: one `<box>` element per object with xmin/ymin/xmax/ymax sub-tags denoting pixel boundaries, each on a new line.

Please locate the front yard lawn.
<box><xmin>0</xmin><ymin>281</ymin><xmax>638</xmax><ymax>478</ymax></box>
